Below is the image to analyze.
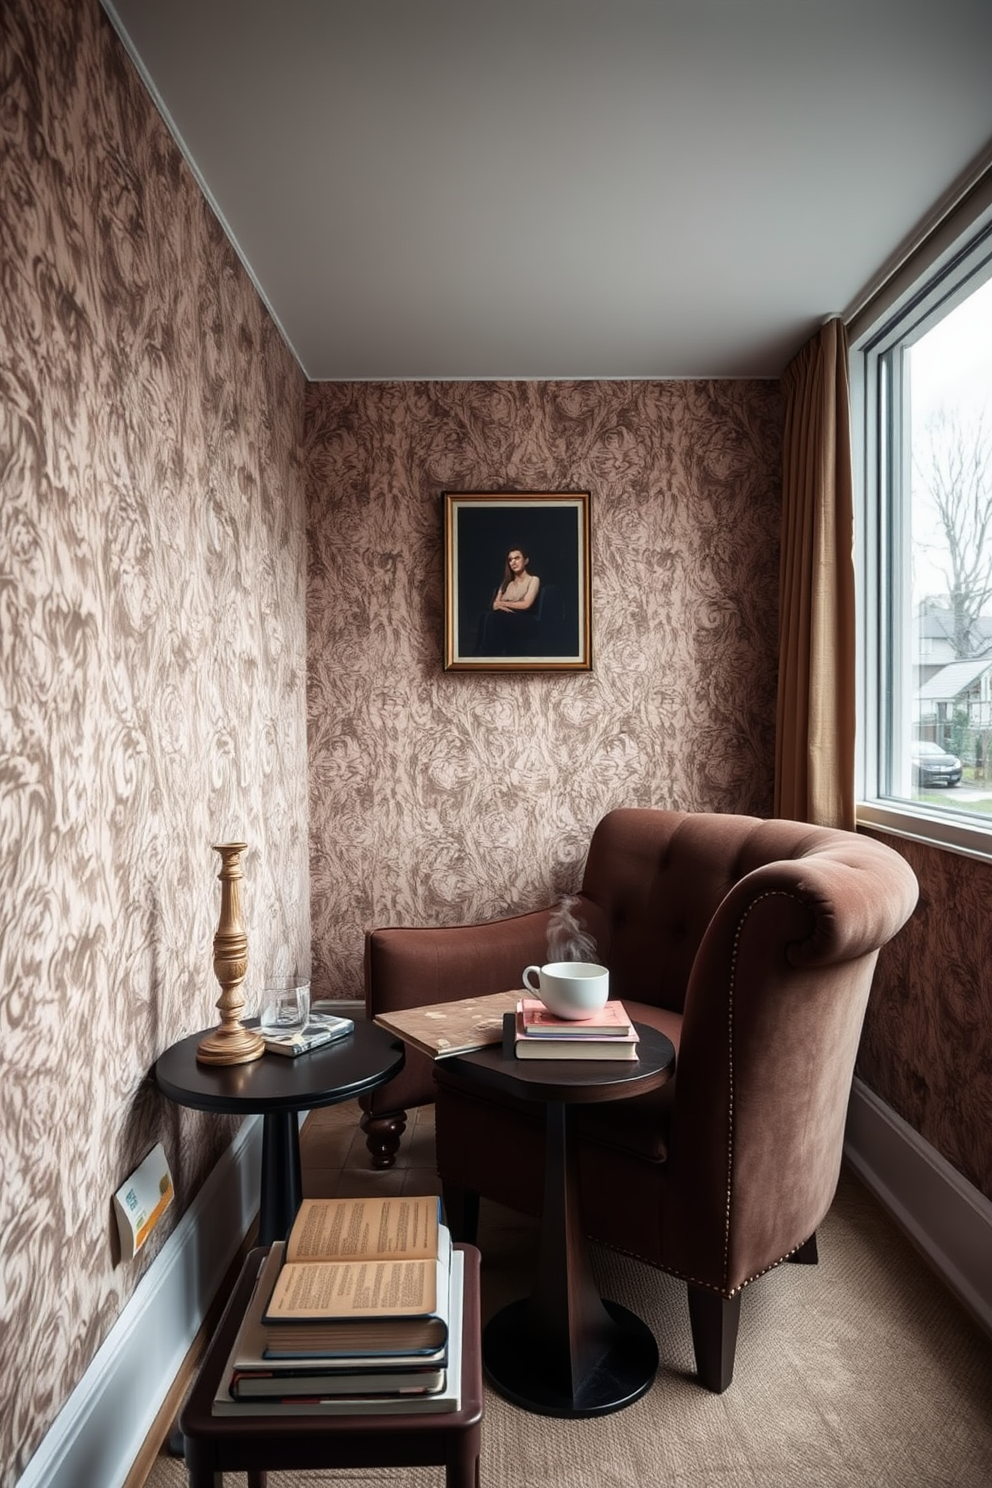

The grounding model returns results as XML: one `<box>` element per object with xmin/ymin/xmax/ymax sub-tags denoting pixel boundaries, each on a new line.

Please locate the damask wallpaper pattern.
<box><xmin>859</xmin><ymin>831</ymin><xmax>992</xmax><ymax>1201</ymax></box>
<box><xmin>1</xmin><ymin>2</ymin><xmax>309</xmax><ymax>1479</ymax></box>
<box><xmin>305</xmin><ymin>379</ymin><xmax>785</xmax><ymax>1000</ymax></box>
<box><xmin>7</xmin><ymin>3</ymin><xmax>987</xmax><ymax>1484</ymax></box>
<box><xmin>304</xmin><ymin>388</ymin><xmax>992</xmax><ymax>1209</ymax></box>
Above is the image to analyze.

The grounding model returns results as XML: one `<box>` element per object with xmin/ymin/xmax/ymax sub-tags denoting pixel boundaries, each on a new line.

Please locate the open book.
<box><xmin>260</xmin><ymin>1196</ymin><xmax>450</xmax><ymax>1357</ymax></box>
<box><xmin>232</xmin><ymin>1243</ymin><xmax>450</xmax><ymax>1368</ymax></box>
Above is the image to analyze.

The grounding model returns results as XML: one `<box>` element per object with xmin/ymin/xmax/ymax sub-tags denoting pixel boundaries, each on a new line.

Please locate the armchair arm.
<box><xmin>666</xmin><ymin>837</ymin><xmax>918</xmax><ymax>1293</ymax></box>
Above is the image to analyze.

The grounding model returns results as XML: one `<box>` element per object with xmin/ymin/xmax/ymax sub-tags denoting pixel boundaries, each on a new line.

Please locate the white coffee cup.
<box><xmin>521</xmin><ymin>961</ymin><xmax>610</xmax><ymax>1020</ymax></box>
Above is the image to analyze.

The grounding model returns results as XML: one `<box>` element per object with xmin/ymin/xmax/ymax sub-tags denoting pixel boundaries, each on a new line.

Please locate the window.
<box><xmin>854</xmin><ymin>197</ymin><xmax>992</xmax><ymax>858</ymax></box>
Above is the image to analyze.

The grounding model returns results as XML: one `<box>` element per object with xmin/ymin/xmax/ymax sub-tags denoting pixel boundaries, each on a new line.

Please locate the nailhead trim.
<box><xmin>719</xmin><ymin>889</ymin><xmax>807</xmax><ymax>1291</ymax></box>
<box><xmin>591</xmin><ymin>1228</ymin><xmax>815</xmax><ymax>1300</ymax></box>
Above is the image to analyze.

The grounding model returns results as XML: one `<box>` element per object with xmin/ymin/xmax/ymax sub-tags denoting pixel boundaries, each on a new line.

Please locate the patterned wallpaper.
<box><xmin>4</xmin><ymin>2</ymin><xmax>989</xmax><ymax>1484</ymax></box>
<box><xmin>303</xmin><ymin>387</ymin><xmax>992</xmax><ymax>1209</ymax></box>
<box><xmin>1</xmin><ymin>2</ymin><xmax>309</xmax><ymax>1480</ymax></box>
<box><xmin>305</xmin><ymin>379</ymin><xmax>785</xmax><ymax>999</ymax></box>
<box><xmin>859</xmin><ymin>832</ymin><xmax>992</xmax><ymax>1201</ymax></box>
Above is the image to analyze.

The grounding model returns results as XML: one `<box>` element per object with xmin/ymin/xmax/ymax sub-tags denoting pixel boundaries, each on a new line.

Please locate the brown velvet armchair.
<box><xmin>361</xmin><ymin>808</ymin><xmax>919</xmax><ymax>1390</ymax></box>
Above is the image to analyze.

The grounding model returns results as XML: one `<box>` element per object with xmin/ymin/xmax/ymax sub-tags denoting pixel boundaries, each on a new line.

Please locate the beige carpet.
<box><xmin>144</xmin><ymin>1103</ymin><xmax>992</xmax><ymax>1488</ymax></box>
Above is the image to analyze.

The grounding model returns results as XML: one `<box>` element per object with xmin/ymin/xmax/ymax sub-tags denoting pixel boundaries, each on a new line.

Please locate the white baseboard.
<box><xmin>844</xmin><ymin>1077</ymin><xmax>992</xmax><ymax>1339</ymax></box>
<box><xmin>17</xmin><ymin>1116</ymin><xmax>262</xmax><ymax>1488</ymax></box>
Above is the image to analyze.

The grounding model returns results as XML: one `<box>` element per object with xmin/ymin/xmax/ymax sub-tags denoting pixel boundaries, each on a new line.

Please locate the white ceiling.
<box><xmin>103</xmin><ymin>0</ymin><xmax>992</xmax><ymax>381</ymax></box>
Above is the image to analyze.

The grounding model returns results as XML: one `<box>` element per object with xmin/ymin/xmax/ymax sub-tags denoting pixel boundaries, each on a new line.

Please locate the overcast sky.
<box><xmin>911</xmin><ymin>270</ymin><xmax>992</xmax><ymax>609</ymax></box>
<box><xmin>912</xmin><ymin>272</ymin><xmax>992</xmax><ymax>423</ymax></box>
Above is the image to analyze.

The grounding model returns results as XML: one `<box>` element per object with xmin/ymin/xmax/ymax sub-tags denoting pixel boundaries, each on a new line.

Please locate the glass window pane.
<box><xmin>904</xmin><ymin>276</ymin><xmax>992</xmax><ymax>814</ymax></box>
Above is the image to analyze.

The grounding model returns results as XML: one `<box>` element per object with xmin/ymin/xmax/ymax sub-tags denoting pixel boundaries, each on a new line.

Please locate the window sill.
<box><xmin>857</xmin><ymin>800</ymin><xmax>992</xmax><ymax>863</ymax></box>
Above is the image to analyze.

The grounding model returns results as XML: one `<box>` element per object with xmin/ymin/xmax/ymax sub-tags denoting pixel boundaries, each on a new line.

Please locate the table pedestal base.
<box><xmin>483</xmin><ymin>1297</ymin><xmax>658</xmax><ymax>1418</ymax></box>
<box><xmin>436</xmin><ymin>1034</ymin><xmax>674</xmax><ymax>1419</ymax></box>
<box><xmin>258</xmin><ymin>1110</ymin><xmax>302</xmax><ymax>1245</ymax></box>
<box><xmin>480</xmin><ymin>1098</ymin><xmax>659</xmax><ymax>1416</ymax></box>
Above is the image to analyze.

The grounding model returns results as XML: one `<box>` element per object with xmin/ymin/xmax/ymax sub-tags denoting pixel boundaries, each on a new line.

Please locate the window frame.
<box><xmin>852</xmin><ymin>197</ymin><xmax>992</xmax><ymax>862</ymax></box>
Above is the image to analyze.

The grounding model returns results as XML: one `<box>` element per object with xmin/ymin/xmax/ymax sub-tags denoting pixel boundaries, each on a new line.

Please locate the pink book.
<box><xmin>517</xmin><ymin>998</ymin><xmax>635</xmax><ymax>1038</ymax></box>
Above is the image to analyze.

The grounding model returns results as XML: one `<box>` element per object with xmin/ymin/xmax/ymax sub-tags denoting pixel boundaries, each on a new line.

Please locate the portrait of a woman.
<box><xmin>443</xmin><ymin>491</ymin><xmax>590</xmax><ymax>671</ymax></box>
<box><xmin>475</xmin><ymin>546</ymin><xmax>541</xmax><ymax>655</ymax></box>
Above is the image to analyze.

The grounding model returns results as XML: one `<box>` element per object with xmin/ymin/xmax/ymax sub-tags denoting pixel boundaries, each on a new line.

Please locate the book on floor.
<box><xmin>517</xmin><ymin>997</ymin><xmax>635</xmax><ymax>1038</ymax></box>
<box><xmin>213</xmin><ymin>1247</ymin><xmax>465</xmax><ymax>1417</ymax></box>
<box><xmin>373</xmin><ymin>988</ymin><xmax>524</xmax><ymax>1058</ymax></box>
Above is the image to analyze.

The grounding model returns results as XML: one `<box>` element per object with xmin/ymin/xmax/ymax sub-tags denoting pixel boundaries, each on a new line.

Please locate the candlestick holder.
<box><xmin>196</xmin><ymin>842</ymin><xmax>265</xmax><ymax>1065</ymax></box>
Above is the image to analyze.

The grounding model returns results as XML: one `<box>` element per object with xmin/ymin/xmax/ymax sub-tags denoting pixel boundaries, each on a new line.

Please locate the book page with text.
<box><xmin>286</xmin><ymin>1195</ymin><xmax>438</xmax><ymax>1264</ymax></box>
<box><xmin>266</xmin><ymin>1256</ymin><xmax>437</xmax><ymax>1321</ymax></box>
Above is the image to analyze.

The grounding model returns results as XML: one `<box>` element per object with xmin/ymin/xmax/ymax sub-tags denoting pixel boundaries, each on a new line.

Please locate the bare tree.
<box><xmin>915</xmin><ymin>407</ymin><xmax>992</xmax><ymax>657</ymax></box>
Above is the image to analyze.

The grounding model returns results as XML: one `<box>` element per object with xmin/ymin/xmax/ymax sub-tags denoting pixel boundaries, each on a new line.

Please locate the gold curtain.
<box><xmin>774</xmin><ymin>317</ymin><xmax>856</xmax><ymax>829</ymax></box>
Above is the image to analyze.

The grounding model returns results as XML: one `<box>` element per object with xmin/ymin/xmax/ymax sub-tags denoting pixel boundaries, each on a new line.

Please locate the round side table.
<box><xmin>437</xmin><ymin>1021</ymin><xmax>675</xmax><ymax>1417</ymax></box>
<box><xmin>155</xmin><ymin>1020</ymin><xmax>404</xmax><ymax>1244</ymax></box>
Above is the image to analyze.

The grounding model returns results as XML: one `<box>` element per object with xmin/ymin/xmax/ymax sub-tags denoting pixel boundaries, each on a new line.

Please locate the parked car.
<box><xmin>911</xmin><ymin>740</ymin><xmax>963</xmax><ymax>787</ymax></box>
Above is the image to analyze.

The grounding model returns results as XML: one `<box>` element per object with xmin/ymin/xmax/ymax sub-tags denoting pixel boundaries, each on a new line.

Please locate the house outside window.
<box><xmin>853</xmin><ymin>182</ymin><xmax>992</xmax><ymax>858</ymax></box>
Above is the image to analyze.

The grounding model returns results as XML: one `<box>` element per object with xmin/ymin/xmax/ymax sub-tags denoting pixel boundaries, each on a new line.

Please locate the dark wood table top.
<box><xmin>154</xmin><ymin>1019</ymin><xmax>405</xmax><ymax>1115</ymax></box>
<box><xmin>438</xmin><ymin>1021</ymin><xmax>675</xmax><ymax>1105</ymax></box>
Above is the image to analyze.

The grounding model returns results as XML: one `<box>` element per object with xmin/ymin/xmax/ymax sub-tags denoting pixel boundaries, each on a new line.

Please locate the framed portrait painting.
<box><xmin>443</xmin><ymin>491</ymin><xmax>591</xmax><ymax>672</ymax></box>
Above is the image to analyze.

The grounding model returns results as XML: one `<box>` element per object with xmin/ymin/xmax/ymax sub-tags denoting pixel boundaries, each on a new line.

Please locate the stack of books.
<box><xmin>512</xmin><ymin>997</ymin><xmax>639</xmax><ymax>1060</ymax></box>
<box><xmin>213</xmin><ymin>1194</ymin><xmax>462</xmax><ymax>1416</ymax></box>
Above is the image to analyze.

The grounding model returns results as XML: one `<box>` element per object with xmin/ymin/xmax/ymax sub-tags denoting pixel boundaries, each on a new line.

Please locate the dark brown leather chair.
<box><xmin>361</xmin><ymin>808</ymin><xmax>918</xmax><ymax>1390</ymax></box>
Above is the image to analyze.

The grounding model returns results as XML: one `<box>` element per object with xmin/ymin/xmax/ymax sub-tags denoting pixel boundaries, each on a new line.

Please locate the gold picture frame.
<box><xmin>443</xmin><ymin>491</ymin><xmax>592</xmax><ymax>672</ymax></box>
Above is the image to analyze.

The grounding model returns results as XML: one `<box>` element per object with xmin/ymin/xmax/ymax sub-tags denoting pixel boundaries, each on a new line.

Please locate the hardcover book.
<box><xmin>233</xmin><ymin>1243</ymin><xmax>450</xmax><ymax>1370</ymax></box>
<box><xmin>517</xmin><ymin>997</ymin><xmax>634</xmax><ymax>1037</ymax></box>
<box><xmin>513</xmin><ymin>1008</ymin><xmax>639</xmax><ymax>1061</ymax></box>
<box><xmin>237</xmin><ymin>1196</ymin><xmax>451</xmax><ymax>1363</ymax></box>
<box><xmin>230</xmin><ymin>1359</ymin><xmax>446</xmax><ymax>1399</ymax></box>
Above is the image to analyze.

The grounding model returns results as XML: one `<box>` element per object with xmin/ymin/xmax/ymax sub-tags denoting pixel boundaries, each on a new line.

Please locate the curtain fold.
<box><xmin>774</xmin><ymin>317</ymin><xmax>856</xmax><ymax>829</ymax></box>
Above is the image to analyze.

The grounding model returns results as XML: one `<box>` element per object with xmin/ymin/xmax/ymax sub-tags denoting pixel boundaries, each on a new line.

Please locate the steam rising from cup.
<box><xmin>546</xmin><ymin>895</ymin><xmax>598</xmax><ymax>962</ymax></box>
<box><xmin>522</xmin><ymin>897</ymin><xmax>609</xmax><ymax>1017</ymax></box>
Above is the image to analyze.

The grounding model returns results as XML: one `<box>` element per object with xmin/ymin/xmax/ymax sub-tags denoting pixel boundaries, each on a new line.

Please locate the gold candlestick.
<box><xmin>196</xmin><ymin>842</ymin><xmax>265</xmax><ymax>1065</ymax></box>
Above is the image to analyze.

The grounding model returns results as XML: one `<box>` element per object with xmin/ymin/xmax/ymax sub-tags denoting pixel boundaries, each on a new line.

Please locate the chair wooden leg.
<box><xmin>360</xmin><ymin>1109</ymin><xmax>407</xmax><ymax>1169</ymax></box>
<box><xmin>442</xmin><ymin>1183</ymin><xmax>480</xmax><ymax>1245</ymax></box>
<box><xmin>788</xmin><ymin>1231</ymin><xmax>818</xmax><ymax>1264</ymax></box>
<box><xmin>687</xmin><ymin>1285</ymin><xmax>741</xmax><ymax>1393</ymax></box>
